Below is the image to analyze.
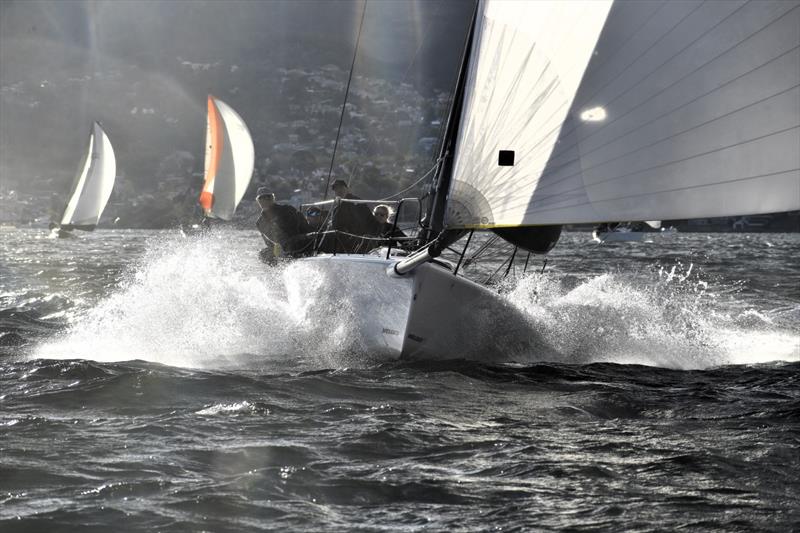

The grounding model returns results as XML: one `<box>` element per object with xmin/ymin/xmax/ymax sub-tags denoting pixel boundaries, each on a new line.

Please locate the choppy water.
<box><xmin>1</xmin><ymin>228</ymin><xmax>798</xmax><ymax>531</ymax></box>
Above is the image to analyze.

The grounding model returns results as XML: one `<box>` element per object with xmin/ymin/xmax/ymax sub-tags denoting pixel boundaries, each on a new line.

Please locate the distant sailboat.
<box><xmin>51</xmin><ymin>122</ymin><xmax>116</xmax><ymax>238</ymax></box>
<box><xmin>198</xmin><ymin>95</ymin><xmax>255</xmax><ymax>221</ymax></box>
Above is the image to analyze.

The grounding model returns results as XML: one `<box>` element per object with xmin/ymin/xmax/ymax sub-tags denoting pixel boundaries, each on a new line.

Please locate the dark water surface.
<box><xmin>1</xmin><ymin>229</ymin><xmax>798</xmax><ymax>531</ymax></box>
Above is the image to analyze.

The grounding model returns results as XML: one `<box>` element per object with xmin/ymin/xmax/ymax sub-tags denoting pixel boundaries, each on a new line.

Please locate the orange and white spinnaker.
<box><xmin>199</xmin><ymin>95</ymin><xmax>255</xmax><ymax>220</ymax></box>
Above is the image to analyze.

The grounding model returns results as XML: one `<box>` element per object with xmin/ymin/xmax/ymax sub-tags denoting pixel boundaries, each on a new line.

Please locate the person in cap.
<box><xmin>255</xmin><ymin>187</ymin><xmax>313</xmax><ymax>260</ymax></box>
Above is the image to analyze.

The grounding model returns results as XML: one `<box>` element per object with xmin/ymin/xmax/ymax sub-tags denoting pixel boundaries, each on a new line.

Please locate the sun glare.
<box><xmin>580</xmin><ymin>106</ymin><xmax>607</xmax><ymax>121</ymax></box>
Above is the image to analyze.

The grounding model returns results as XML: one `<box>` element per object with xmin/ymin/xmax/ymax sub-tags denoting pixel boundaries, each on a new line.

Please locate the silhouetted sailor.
<box><xmin>255</xmin><ymin>188</ymin><xmax>312</xmax><ymax>259</ymax></box>
<box><xmin>329</xmin><ymin>179</ymin><xmax>381</xmax><ymax>237</ymax></box>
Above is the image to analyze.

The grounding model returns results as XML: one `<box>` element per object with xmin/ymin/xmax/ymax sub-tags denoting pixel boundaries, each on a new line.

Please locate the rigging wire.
<box><xmin>324</xmin><ymin>0</ymin><xmax>368</xmax><ymax>200</ymax></box>
<box><xmin>453</xmin><ymin>230</ymin><xmax>474</xmax><ymax>276</ymax></box>
<box><xmin>503</xmin><ymin>246</ymin><xmax>518</xmax><ymax>278</ymax></box>
<box><xmin>462</xmin><ymin>234</ymin><xmax>499</xmax><ymax>268</ymax></box>
<box><xmin>378</xmin><ymin>159</ymin><xmax>441</xmax><ymax>201</ymax></box>
<box><xmin>484</xmin><ymin>254</ymin><xmax>511</xmax><ymax>285</ymax></box>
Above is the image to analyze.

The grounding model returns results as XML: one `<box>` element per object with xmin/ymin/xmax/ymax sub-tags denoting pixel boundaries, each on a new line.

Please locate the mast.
<box><xmin>423</xmin><ymin>0</ymin><xmax>480</xmax><ymax>244</ymax></box>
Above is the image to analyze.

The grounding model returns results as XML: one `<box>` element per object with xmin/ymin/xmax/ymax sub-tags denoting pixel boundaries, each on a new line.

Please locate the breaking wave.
<box><xmin>34</xmin><ymin>232</ymin><xmax>361</xmax><ymax>369</ymax></box>
<box><xmin>501</xmin><ymin>265</ymin><xmax>800</xmax><ymax>369</ymax></box>
<box><xmin>33</xmin><ymin>232</ymin><xmax>799</xmax><ymax>370</ymax></box>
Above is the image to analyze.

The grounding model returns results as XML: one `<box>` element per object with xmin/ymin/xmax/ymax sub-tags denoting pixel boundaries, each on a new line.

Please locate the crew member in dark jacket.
<box><xmin>326</xmin><ymin>179</ymin><xmax>381</xmax><ymax>252</ymax></box>
<box><xmin>330</xmin><ymin>180</ymin><xmax>380</xmax><ymax>235</ymax></box>
<box><xmin>255</xmin><ymin>188</ymin><xmax>312</xmax><ymax>260</ymax></box>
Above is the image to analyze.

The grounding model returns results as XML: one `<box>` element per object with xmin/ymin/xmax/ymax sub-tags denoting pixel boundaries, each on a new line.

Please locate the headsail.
<box><xmin>444</xmin><ymin>0</ymin><xmax>800</xmax><ymax>228</ymax></box>
<box><xmin>59</xmin><ymin>122</ymin><xmax>116</xmax><ymax>230</ymax></box>
<box><xmin>199</xmin><ymin>95</ymin><xmax>255</xmax><ymax>221</ymax></box>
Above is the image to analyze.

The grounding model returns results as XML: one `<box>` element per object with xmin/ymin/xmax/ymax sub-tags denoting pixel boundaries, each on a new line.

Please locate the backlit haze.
<box><xmin>0</xmin><ymin>0</ymin><xmax>473</xmax><ymax>226</ymax></box>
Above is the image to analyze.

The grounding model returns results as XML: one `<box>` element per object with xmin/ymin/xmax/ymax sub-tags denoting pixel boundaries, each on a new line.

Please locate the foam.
<box><xmin>35</xmin><ymin>231</ymin><xmax>350</xmax><ymax>369</ymax></box>
<box><xmin>501</xmin><ymin>266</ymin><xmax>799</xmax><ymax>369</ymax></box>
<box><xmin>35</xmin><ymin>232</ymin><xmax>799</xmax><ymax>370</ymax></box>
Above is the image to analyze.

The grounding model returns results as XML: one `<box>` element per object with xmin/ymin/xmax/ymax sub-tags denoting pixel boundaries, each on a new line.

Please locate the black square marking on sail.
<box><xmin>498</xmin><ymin>150</ymin><xmax>515</xmax><ymax>166</ymax></box>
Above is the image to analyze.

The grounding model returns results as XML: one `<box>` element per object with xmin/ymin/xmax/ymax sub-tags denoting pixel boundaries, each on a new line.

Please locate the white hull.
<box><xmin>288</xmin><ymin>253</ymin><xmax>547</xmax><ymax>361</ymax></box>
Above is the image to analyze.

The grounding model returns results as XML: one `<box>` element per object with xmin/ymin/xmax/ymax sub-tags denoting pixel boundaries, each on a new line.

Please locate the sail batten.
<box><xmin>444</xmin><ymin>0</ymin><xmax>800</xmax><ymax>229</ymax></box>
<box><xmin>199</xmin><ymin>96</ymin><xmax>254</xmax><ymax>220</ymax></box>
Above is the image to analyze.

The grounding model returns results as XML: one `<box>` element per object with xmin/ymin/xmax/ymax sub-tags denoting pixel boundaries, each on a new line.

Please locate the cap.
<box><xmin>256</xmin><ymin>187</ymin><xmax>274</xmax><ymax>200</ymax></box>
<box><xmin>330</xmin><ymin>179</ymin><xmax>348</xmax><ymax>190</ymax></box>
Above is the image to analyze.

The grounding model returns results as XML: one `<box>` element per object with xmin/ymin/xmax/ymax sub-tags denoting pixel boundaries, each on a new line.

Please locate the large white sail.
<box><xmin>199</xmin><ymin>95</ymin><xmax>255</xmax><ymax>221</ymax></box>
<box><xmin>60</xmin><ymin>122</ymin><xmax>116</xmax><ymax>229</ymax></box>
<box><xmin>445</xmin><ymin>0</ymin><xmax>800</xmax><ymax>228</ymax></box>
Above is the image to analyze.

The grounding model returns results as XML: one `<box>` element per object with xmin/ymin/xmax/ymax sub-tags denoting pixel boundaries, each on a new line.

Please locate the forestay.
<box><xmin>60</xmin><ymin>122</ymin><xmax>117</xmax><ymax>229</ymax></box>
<box><xmin>445</xmin><ymin>0</ymin><xmax>800</xmax><ymax>228</ymax></box>
<box><xmin>199</xmin><ymin>95</ymin><xmax>255</xmax><ymax>220</ymax></box>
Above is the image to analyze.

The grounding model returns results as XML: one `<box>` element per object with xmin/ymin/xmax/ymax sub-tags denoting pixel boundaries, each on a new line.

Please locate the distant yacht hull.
<box><xmin>592</xmin><ymin>228</ymin><xmax>678</xmax><ymax>243</ymax></box>
<box><xmin>288</xmin><ymin>253</ymin><xmax>546</xmax><ymax>361</ymax></box>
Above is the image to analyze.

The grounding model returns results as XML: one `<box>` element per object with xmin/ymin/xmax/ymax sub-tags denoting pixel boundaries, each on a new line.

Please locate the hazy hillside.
<box><xmin>0</xmin><ymin>0</ymin><xmax>473</xmax><ymax>201</ymax></box>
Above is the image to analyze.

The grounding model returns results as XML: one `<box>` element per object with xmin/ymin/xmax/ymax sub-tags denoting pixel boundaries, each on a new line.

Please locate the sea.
<box><xmin>1</xmin><ymin>228</ymin><xmax>798</xmax><ymax>532</ymax></box>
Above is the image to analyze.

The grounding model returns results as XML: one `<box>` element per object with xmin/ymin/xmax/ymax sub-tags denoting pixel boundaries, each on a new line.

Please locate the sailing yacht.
<box><xmin>289</xmin><ymin>0</ymin><xmax>800</xmax><ymax>360</ymax></box>
<box><xmin>197</xmin><ymin>95</ymin><xmax>255</xmax><ymax>221</ymax></box>
<box><xmin>50</xmin><ymin>122</ymin><xmax>116</xmax><ymax>238</ymax></box>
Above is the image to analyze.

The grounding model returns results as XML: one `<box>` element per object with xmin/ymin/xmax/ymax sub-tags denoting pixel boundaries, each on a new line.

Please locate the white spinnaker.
<box><xmin>60</xmin><ymin>123</ymin><xmax>117</xmax><ymax>227</ymax></box>
<box><xmin>445</xmin><ymin>0</ymin><xmax>800</xmax><ymax>228</ymax></box>
<box><xmin>211</xmin><ymin>98</ymin><xmax>255</xmax><ymax>220</ymax></box>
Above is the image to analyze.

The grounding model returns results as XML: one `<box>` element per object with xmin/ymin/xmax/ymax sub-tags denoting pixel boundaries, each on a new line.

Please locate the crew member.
<box><xmin>331</xmin><ymin>180</ymin><xmax>380</xmax><ymax>234</ymax></box>
<box><xmin>373</xmin><ymin>204</ymin><xmax>408</xmax><ymax>246</ymax></box>
<box><xmin>255</xmin><ymin>188</ymin><xmax>312</xmax><ymax>260</ymax></box>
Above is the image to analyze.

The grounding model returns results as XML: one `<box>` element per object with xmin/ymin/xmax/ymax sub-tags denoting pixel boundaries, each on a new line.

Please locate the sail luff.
<box><xmin>200</xmin><ymin>95</ymin><xmax>223</xmax><ymax>215</ymax></box>
<box><xmin>424</xmin><ymin>0</ymin><xmax>481</xmax><ymax>241</ymax></box>
<box><xmin>60</xmin><ymin>129</ymin><xmax>95</xmax><ymax>225</ymax></box>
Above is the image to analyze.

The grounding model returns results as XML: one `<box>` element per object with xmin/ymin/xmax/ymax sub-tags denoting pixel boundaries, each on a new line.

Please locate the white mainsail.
<box><xmin>445</xmin><ymin>0</ymin><xmax>800</xmax><ymax>228</ymax></box>
<box><xmin>199</xmin><ymin>95</ymin><xmax>255</xmax><ymax>221</ymax></box>
<box><xmin>59</xmin><ymin>122</ymin><xmax>116</xmax><ymax>229</ymax></box>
